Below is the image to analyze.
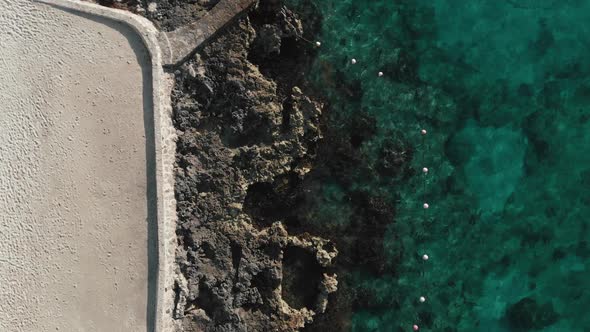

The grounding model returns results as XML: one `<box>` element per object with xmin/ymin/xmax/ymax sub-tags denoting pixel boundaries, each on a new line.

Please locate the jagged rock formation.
<box><xmin>171</xmin><ymin>2</ymin><xmax>338</xmax><ymax>331</ymax></box>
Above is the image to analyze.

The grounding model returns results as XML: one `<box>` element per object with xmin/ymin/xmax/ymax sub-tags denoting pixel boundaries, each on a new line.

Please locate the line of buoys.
<box><xmin>417</xmin><ymin>127</ymin><xmax>431</xmax><ymax>331</ymax></box>
<box><xmin>327</xmin><ymin>49</ymin><xmax>433</xmax><ymax>331</ymax></box>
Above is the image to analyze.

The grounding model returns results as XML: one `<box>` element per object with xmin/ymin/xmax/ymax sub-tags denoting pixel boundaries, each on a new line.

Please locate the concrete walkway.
<box><xmin>158</xmin><ymin>0</ymin><xmax>257</xmax><ymax>66</ymax></box>
<box><xmin>0</xmin><ymin>0</ymin><xmax>175</xmax><ymax>331</ymax></box>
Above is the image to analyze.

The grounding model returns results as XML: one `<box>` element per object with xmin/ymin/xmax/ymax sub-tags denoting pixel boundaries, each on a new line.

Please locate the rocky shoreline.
<box><xmin>97</xmin><ymin>1</ymin><xmax>408</xmax><ymax>330</ymax></box>
<box><xmin>90</xmin><ymin>0</ymin><xmax>590</xmax><ymax>331</ymax></box>
<box><xmin>171</xmin><ymin>2</ymin><xmax>339</xmax><ymax>330</ymax></box>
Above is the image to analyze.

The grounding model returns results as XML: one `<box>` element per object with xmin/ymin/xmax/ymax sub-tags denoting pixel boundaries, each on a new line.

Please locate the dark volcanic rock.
<box><xmin>171</xmin><ymin>2</ymin><xmax>337</xmax><ymax>331</ymax></box>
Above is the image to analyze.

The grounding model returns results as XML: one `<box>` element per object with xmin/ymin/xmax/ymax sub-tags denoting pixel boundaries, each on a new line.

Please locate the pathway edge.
<box><xmin>31</xmin><ymin>1</ymin><xmax>177</xmax><ymax>331</ymax></box>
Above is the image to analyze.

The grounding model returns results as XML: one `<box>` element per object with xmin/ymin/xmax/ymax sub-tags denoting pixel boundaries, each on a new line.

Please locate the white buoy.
<box><xmin>413</xmin><ymin>324</ymin><xmax>420</xmax><ymax>331</ymax></box>
<box><xmin>419</xmin><ymin>296</ymin><xmax>426</xmax><ymax>303</ymax></box>
<box><xmin>421</xmin><ymin>129</ymin><xmax>427</xmax><ymax>135</ymax></box>
<box><xmin>422</xmin><ymin>254</ymin><xmax>429</xmax><ymax>261</ymax></box>
<box><xmin>378</xmin><ymin>71</ymin><xmax>384</xmax><ymax>77</ymax></box>
<box><xmin>423</xmin><ymin>203</ymin><xmax>429</xmax><ymax>209</ymax></box>
<box><xmin>316</xmin><ymin>41</ymin><xmax>321</xmax><ymax>47</ymax></box>
<box><xmin>351</xmin><ymin>58</ymin><xmax>357</xmax><ymax>65</ymax></box>
<box><xmin>422</xmin><ymin>167</ymin><xmax>428</xmax><ymax>173</ymax></box>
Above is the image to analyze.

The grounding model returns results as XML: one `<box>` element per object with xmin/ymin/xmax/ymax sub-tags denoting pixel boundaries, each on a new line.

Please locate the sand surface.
<box><xmin>0</xmin><ymin>1</ymin><xmax>157</xmax><ymax>331</ymax></box>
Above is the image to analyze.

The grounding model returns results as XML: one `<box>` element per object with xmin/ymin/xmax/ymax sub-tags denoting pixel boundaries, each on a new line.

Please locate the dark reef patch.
<box><xmin>505</xmin><ymin>297</ymin><xmax>559</xmax><ymax>331</ymax></box>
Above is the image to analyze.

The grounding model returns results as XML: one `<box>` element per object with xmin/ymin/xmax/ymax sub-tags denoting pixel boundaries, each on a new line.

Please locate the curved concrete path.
<box><xmin>0</xmin><ymin>0</ymin><xmax>176</xmax><ymax>331</ymax></box>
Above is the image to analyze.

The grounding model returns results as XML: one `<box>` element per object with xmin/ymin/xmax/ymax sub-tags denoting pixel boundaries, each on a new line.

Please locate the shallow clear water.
<box><xmin>291</xmin><ymin>0</ymin><xmax>590</xmax><ymax>330</ymax></box>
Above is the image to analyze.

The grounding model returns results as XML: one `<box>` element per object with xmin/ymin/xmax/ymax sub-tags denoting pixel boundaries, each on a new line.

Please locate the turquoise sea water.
<box><xmin>290</xmin><ymin>0</ymin><xmax>590</xmax><ymax>330</ymax></box>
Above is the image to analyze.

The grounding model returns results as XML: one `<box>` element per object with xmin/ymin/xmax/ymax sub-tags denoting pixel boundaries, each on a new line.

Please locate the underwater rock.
<box><xmin>505</xmin><ymin>297</ymin><xmax>559</xmax><ymax>330</ymax></box>
<box><xmin>378</xmin><ymin>141</ymin><xmax>414</xmax><ymax>179</ymax></box>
